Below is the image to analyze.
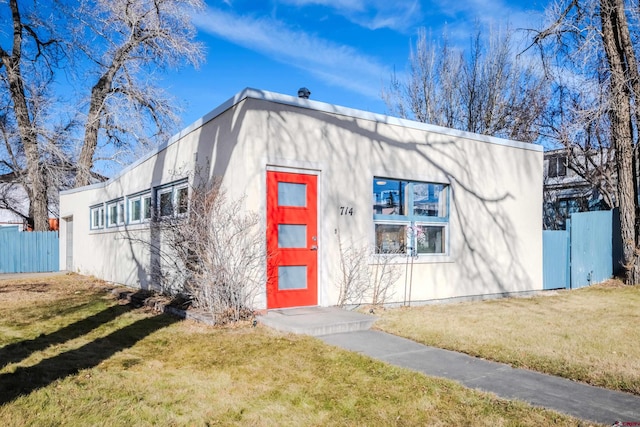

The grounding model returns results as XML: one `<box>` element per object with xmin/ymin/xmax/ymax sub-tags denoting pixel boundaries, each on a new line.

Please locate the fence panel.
<box><xmin>0</xmin><ymin>229</ymin><xmax>59</xmax><ymax>273</ymax></box>
<box><xmin>570</xmin><ymin>210</ymin><xmax>613</xmax><ymax>289</ymax></box>
<box><xmin>543</xmin><ymin>228</ymin><xmax>570</xmax><ymax>289</ymax></box>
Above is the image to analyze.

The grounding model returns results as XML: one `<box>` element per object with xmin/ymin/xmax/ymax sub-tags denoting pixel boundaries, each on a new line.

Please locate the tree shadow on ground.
<box><xmin>0</xmin><ymin>311</ymin><xmax>178</xmax><ymax>405</ymax></box>
<box><xmin>0</xmin><ymin>303</ymin><xmax>133</xmax><ymax>370</ymax></box>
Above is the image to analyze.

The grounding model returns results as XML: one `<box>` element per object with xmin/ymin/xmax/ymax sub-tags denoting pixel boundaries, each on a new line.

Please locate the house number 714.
<box><xmin>340</xmin><ymin>206</ymin><xmax>354</xmax><ymax>216</ymax></box>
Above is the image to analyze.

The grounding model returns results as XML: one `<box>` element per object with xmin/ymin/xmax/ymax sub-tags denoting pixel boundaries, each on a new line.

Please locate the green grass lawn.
<box><xmin>0</xmin><ymin>274</ymin><xmax>596</xmax><ymax>426</ymax></box>
<box><xmin>375</xmin><ymin>280</ymin><xmax>640</xmax><ymax>396</ymax></box>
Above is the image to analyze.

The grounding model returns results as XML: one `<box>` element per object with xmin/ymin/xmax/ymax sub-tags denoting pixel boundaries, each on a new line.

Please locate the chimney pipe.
<box><xmin>297</xmin><ymin>87</ymin><xmax>311</xmax><ymax>99</ymax></box>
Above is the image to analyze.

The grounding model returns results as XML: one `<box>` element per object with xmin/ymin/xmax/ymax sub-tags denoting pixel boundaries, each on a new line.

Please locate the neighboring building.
<box><xmin>0</xmin><ymin>173</ymin><xmax>30</xmax><ymax>229</ymax></box>
<box><xmin>0</xmin><ymin>169</ymin><xmax>107</xmax><ymax>231</ymax></box>
<box><xmin>543</xmin><ymin>148</ymin><xmax>615</xmax><ymax>230</ymax></box>
<box><xmin>59</xmin><ymin>88</ymin><xmax>543</xmax><ymax>309</ymax></box>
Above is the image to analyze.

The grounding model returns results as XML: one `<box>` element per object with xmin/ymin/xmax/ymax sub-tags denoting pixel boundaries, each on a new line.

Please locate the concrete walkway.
<box><xmin>257</xmin><ymin>308</ymin><xmax>640</xmax><ymax>424</ymax></box>
<box><xmin>320</xmin><ymin>330</ymin><xmax>640</xmax><ymax>425</ymax></box>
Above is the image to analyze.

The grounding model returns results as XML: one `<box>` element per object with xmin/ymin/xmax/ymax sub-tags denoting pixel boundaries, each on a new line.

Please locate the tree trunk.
<box><xmin>600</xmin><ymin>0</ymin><xmax>640</xmax><ymax>283</ymax></box>
<box><xmin>75</xmin><ymin>89</ymin><xmax>102</xmax><ymax>188</ymax></box>
<box><xmin>75</xmin><ymin>46</ymin><xmax>130</xmax><ymax>188</ymax></box>
<box><xmin>0</xmin><ymin>0</ymin><xmax>49</xmax><ymax>231</ymax></box>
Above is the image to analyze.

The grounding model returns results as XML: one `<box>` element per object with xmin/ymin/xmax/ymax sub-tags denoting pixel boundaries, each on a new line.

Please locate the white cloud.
<box><xmin>277</xmin><ymin>0</ymin><xmax>422</xmax><ymax>32</ymax></box>
<box><xmin>193</xmin><ymin>7</ymin><xmax>390</xmax><ymax>99</ymax></box>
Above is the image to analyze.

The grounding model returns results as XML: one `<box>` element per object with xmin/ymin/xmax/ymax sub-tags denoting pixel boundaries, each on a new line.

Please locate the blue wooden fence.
<box><xmin>570</xmin><ymin>210</ymin><xmax>614</xmax><ymax>289</ymax></box>
<box><xmin>543</xmin><ymin>228</ymin><xmax>570</xmax><ymax>290</ymax></box>
<box><xmin>543</xmin><ymin>209</ymin><xmax>621</xmax><ymax>290</ymax></box>
<box><xmin>0</xmin><ymin>228</ymin><xmax>59</xmax><ymax>273</ymax></box>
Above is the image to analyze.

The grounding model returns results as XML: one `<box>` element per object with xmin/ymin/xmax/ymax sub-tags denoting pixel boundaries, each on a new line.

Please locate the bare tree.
<box><xmin>150</xmin><ymin>177</ymin><xmax>266</xmax><ymax>324</ymax></box>
<box><xmin>0</xmin><ymin>0</ymin><xmax>203</xmax><ymax>229</ymax></box>
<box><xmin>532</xmin><ymin>0</ymin><xmax>640</xmax><ymax>283</ymax></box>
<box><xmin>383</xmin><ymin>26</ymin><xmax>550</xmax><ymax>143</ymax></box>
<box><xmin>0</xmin><ymin>0</ymin><xmax>64</xmax><ymax>230</ymax></box>
<box><xmin>70</xmin><ymin>0</ymin><xmax>204</xmax><ymax>187</ymax></box>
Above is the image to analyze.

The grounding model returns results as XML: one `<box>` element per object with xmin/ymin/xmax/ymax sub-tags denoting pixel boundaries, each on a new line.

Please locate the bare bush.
<box><xmin>155</xmin><ymin>177</ymin><xmax>265</xmax><ymax>324</ymax></box>
<box><xmin>335</xmin><ymin>232</ymin><xmax>402</xmax><ymax>307</ymax></box>
<box><xmin>369</xmin><ymin>250</ymin><xmax>402</xmax><ymax>306</ymax></box>
<box><xmin>335</xmin><ymin>231</ymin><xmax>370</xmax><ymax>307</ymax></box>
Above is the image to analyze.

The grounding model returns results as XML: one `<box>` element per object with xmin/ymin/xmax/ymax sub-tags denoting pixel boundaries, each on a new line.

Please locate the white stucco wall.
<box><xmin>60</xmin><ymin>88</ymin><xmax>543</xmax><ymax>308</ymax></box>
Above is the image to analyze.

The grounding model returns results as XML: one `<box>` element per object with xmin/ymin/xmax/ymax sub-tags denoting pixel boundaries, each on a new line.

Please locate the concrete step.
<box><xmin>258</xmin><ymin>306</ymin><xmax>377</xmax><ymax>336</ymax></box>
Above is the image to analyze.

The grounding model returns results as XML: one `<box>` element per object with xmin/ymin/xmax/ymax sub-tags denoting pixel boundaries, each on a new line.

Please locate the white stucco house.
<box><xmin>59</xmin><ymin>88</ymin><xmax>543</xmax><ymax>309</ymax></box>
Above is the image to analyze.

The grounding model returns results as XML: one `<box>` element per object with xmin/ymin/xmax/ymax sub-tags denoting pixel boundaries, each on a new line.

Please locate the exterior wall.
<box><xmin>60</xmin><ymin>89</ymin><xmax>543</xmax><ymax>308</ymax></box>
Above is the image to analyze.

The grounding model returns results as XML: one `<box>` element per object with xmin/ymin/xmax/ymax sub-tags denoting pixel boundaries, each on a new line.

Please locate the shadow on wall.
<box><xmin>118</xmin><ymin>98</ymin><xmax>250</xmax><ymax>293</ymax></box>
<box><xmin>257</xmin><ymin>101</ymin><xmax>537</xmax><ymax>298</ymax></box>
<box><xmin>116</xmin><ymin>91</ymin><xmax>537</xmax><ymax>299</ymax></box>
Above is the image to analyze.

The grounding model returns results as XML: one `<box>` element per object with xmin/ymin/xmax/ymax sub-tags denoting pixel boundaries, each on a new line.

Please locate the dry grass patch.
<box><xmin>0</xmin><ymin>275</ymin><xmax>596</xmax><ymax>426</ymax></box>
<box><xmin>375</xmin><ymin>280</ymin><xmax>640</xmax><ymax>395</ymax></box>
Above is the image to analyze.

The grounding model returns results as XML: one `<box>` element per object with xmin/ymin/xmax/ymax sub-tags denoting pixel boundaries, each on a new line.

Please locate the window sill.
<box><xmin>89</xmin><ymin>222</ymin><xmax>151</xmax><ymax>234</ymax></box>
<box><xmin>368</xmin><ymin>253</ymin><xmax>453</xmax><ymax>264</ymax></box>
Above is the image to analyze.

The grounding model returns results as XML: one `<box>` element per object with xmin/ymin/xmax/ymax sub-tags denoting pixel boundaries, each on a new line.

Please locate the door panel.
<box><xmin>267</xmin><ymin>171</ymin><xmax>318</xmax><ymax>309</ymax></box>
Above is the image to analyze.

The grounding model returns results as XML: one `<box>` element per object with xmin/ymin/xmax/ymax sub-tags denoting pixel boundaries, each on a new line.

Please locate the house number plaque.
<box><xmin>339</xmin><ymin>206</ymin><xmax>354</xmax><ymax>216</ymax></box>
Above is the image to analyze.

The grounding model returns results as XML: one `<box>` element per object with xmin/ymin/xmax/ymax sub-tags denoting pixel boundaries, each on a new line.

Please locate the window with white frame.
<box><xmin>373</xmin><ymin>178</ymin><xmax>449</xmax><ymax>255</ymax></box>
<box><xmin>156</xmin><ymin>181</ymin><xmax>189</xmax><ymax>218</ymax></box>
<box><xmin>176</xmin><ymin>185</ymin><xmax>189</xmax><ymax>215</ymax></box>
<box><xmin>128</xmin><ymin>192</ymin><xmax>151</xmax><ymax>224</ymax></box>
<box><xmin>90</xmin><ymin>205</ymin><xmax>105</xmax><ymax>229</ymax></box>
<box><xmin>129</xmin><ymin>197</ymin><xmax>142</xmax><ymax>223</ymax></box>
<box><xmin>106</xmin><ymin>199</ymin><xmax>125</xmax><ymax>227</ymax></box>
<box><xmin>143</xmin><ymin>194</ymin><xmax>152</xmax><ymax>221</ymax></box>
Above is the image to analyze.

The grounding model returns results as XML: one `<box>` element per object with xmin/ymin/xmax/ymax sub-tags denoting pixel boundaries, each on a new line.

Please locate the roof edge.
<box><xmin>61</xmin><ymin>87</ymin><xmax>542</xmax><ymax>196</ymax></box>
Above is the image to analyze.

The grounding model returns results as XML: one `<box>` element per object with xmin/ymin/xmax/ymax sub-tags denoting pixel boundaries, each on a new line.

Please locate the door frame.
<box><xmin>265</xmin><ymin>166</ymin><xmax>322</xmax><ymax>309</ymax></box>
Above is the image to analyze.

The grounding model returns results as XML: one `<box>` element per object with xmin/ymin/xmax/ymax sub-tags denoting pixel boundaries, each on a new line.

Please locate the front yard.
<box><xmin>0</xmin><ymin>274</ymin><xmax>589</xmax><ymax>426</ymax></box>
<box><xmin>375</xmin><ymin>280</ymin><xmax>640</xmax><ymax>395</ymax></box>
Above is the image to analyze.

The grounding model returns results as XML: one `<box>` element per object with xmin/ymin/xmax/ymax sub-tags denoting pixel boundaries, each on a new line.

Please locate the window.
<box><xmin>373</xmin><ymin>178</ymin><xmax>449</xmax><ymax>255</ymax></box>
<box><xmin>548</xmin><ymin>155</ymin><xmax>567</xmax><ymax>178</ymax></box>
<box><xmin>106</xmin><ymin>199</ymin><xmax>125</xmax><ymax>227</ymax></box>
<box><xmin>158</xmin><ymin>188</ymin><xmax>174</xmax><ymax>217</ymax></box>
<box><xmin>176</xmin><ymin>185</ymin><xmax>189</xmax><ymax>215</ymax></box>
<box><xmin>156</xmin><ymin>181</ymin><xmax>189</xmax><ymax>218</ymax></box>
<box><xmin>130</xmin><ymin>197</ymin><xmax>142</xmax><ymax>223</ymax></box>
<box><xmin>128</xmin><ymin>192</ymin><xmax>151</xmax><ymax>224</ymax></box>
<box><xmin>90</xmin><ymin>205</ymin><xmax>105</xmax><ymax>230</ymax></box>
<box><xmin>143</xmin><ymin>194</ymin><xmax>152</xmax><ymax>220</ymax></box>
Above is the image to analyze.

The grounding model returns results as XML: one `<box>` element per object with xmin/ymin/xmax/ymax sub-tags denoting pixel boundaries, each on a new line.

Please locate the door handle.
<box><xmin>310</xmin><ymin>245</ymin><xmax>318</xmax><ymax>251</ymax></box>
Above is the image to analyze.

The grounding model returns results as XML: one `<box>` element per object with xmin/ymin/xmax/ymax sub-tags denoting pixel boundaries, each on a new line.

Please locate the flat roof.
<box><xmin>62</xmin><ymin>87</ymin><xmax>542</xmax><ymax>195</ymax></box>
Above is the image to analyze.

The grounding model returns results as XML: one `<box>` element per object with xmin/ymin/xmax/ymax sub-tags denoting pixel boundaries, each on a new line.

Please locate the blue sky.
<box><xmin>167</xmin><ymin>0</ymin><xmax>549</xmax><ymax>127</ymax></box>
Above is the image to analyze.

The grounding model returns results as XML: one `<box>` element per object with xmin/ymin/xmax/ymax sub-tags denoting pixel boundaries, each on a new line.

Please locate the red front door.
<box><xmin>266</xmin><ymin>171</ymin><xmax>318</xmax><ymax>309</ymax></box>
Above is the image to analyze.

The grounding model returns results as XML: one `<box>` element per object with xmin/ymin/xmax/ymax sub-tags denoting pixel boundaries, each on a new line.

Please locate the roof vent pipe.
<box><xmin>297</xmin><ymin>87</ymin><xmax>311</xmax><ymax>99</ymax></box>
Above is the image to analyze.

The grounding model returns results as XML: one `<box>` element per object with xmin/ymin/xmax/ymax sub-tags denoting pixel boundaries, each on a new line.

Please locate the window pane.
<box><xmin>159</xmin><ymin>191</ymin><xmax>173</xmax><ymax>217</ymax></box>
<box><xmin>176</xmin><ymin>186</ymin><xmax>189</xmax><ymax>215</ymax></box>
<box><xmin>416</xmin><ymin>225</ymin><xmax>446</xmax><ymax>254</ymax></box>
<box><xmin>118</xmin><ymin>202</ymin><xmax>125</xmax><ymax>224</ymax></box>
<box><xmin>375</xmin><ymin>223</ymin><xmax>407</xmax><ymax>254</ymax></box>
<box><xmin>373</xmin><ymin>179</ymin><xmax>407</xmax><ymax>216</ymax></box>
<box><xmin>143</xmin><ymin>196</ymin><xmax>152</xmax><ymax>219</ymax></box>
<box><xmin>130</xmin><ymin>199</ymin><xmax>141</xmax><ymax>222</ymax></box>
<box><xmin>91</xmin><ymin>208</ymin><xmax>99</xmax><ymax>228</ymax></box>
<box><xmin>278</xmin><ymin>182</ymin><xmax>306</xmax><ymax>207</ymax></box>
<box><xmin>278</xmin><ymin>266</ymin><xmax>307</xmax><ymax>290</ymax></box>
<box><xmin>108</xmin><ymin>204</ymin><xmax>117</xmax><ymax>226</ymax></box>
<box><xmin>99</xmin><ymin>207</ymin><xmax>104</xmax><ymax>227</ymax></box>
<box><xmin>413</xmin><ymin>183</ymin><xmax>447</xmax><ymax>217</ymax></box>
<box><xmin>278</xmin><ymin>224</ymin><xmax>306</xmax><ymax>248</ymax></box>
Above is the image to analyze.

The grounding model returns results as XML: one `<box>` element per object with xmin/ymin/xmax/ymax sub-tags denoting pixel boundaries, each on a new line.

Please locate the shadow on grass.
<box><xmin>0</xmin><ymin>304</ymin><xmax>133</xmax><ymax>370</ymax></box>
<box><xmin>0</xmin><ymin>313</ymin><xmax>179</xmax><ymax>405</ymax></box>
